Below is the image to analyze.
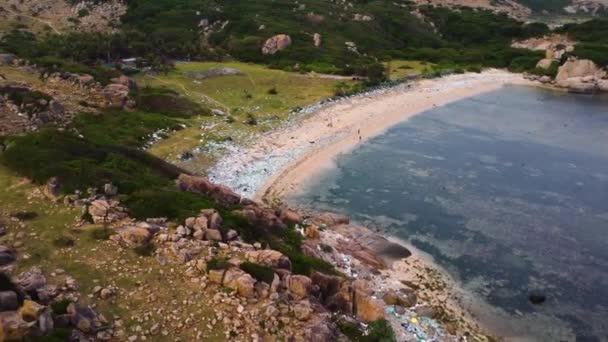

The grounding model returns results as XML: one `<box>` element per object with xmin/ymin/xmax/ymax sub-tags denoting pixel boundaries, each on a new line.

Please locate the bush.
<box><xmin>50</xmin><ymin>299</ymin><xmax>74</xmax><ymax>315</ymax></box>
<box><xmin>240</xmin><ymin>262</ymin><xmax>275</xmax><ymax>283</ymax></box>
<box><xmin>207</xmin><ymin>257</ymin><xmax>231</xmax><ymax>271</ymax></box>
<box><xmin>133</xmin><ymin>243</ymin><xmax>155</xmax><ymax>257</ymax></box>
<box><xmin>90</xmin><ymin>227</ymin><xmax>113</xmax><ymax>240</ymax></box>
<box><xmin>52</xmin><ymin>235</ymin><xmax>75</xmax><ymax>248</ymax></box>
<box><xmin>125</xmin><ymin>189</ymin><xmax>215</xmax><ymax>222</ymax></box>
<box><xmin>367</xmin><ymin>319</ymin><xmax>396</xmax><ymax>342</ymax></box>
<box><xmin>337</xmin><ymin>319</ymin><xmax>396</xmax><ymax>342</ymax></box>
<box><xmin>136</xmin><ymin>87</ymin><xmax>210</xmax><ymax>118</ymax></box>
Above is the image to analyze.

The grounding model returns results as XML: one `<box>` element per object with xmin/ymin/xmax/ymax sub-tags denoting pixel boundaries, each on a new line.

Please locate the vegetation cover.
<box><xmin>558</xmin><ymin>19</ymin><xmax>608</xmax><ymax>67</ymax></box>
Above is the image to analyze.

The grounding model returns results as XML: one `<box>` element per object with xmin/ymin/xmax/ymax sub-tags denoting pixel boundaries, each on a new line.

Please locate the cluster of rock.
<box><xmin>512</xmin><ymin>35</ymin><xmax>575</xmax><ymax>64</ymax></box>
<box><xmin>0</xmin><ymin>257</ymin><xmax>111</xmax><ymax>341</ymax></box>
<box><xmin>526</xmin><ymin>58</ymin><xmax>608</xmax><ymax>93</ymax></box>
<box><xmin>0</xmin><ymin>83</ymin><xmax>66</xmax><ymax>133</ymax></box>
<box><xmin>554</xmin><ymin>58</ymin><xmax>608</xmax><ymax>93</ymax></box>
<box><xmin>1</xmin><ymin>56</ymin><xmax>138</xmax><ymax>135</ymax></box>
<box><xmin>26</xmin><ymin>173</ymin><xmax>478</xmax><ymax>340</ymax></box>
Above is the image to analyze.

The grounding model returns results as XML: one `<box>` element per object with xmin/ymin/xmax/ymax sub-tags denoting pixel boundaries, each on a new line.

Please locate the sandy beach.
<box><xmin>209</xmin><ymin>70</ymin><xmax>536</xmax><ymax>203</ymax></box>
<box><xmin>207</xmin><ymin>70</ymin><xmax>548</xmax><ymax>340</ymax></box>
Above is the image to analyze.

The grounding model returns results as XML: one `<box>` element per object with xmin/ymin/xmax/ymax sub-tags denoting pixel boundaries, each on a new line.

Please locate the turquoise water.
<box><xmin>289</xmin><ymin>86</ymin><xmax>608</xmax><ymax>341</ymax></box>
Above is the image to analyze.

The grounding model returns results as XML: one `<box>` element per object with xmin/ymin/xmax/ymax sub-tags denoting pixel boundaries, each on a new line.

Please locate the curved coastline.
<box><xmin>257</xmin><ymin>71</ymin><xmax>536</xmax><ymax>203</ymax></box>
<box><xmin>208</xmin><ymin>70</ymin><xmax>544</xmax><ymax>339</ymax></box>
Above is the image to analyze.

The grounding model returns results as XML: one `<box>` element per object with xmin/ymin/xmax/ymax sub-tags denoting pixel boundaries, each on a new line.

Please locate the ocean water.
<box><xmin>288</xmin><ymin>86</ymin><xmax>608</xmax><ymax>341</ymax></box>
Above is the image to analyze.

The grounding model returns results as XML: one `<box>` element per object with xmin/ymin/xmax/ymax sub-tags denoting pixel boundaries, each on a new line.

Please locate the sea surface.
<box><xmin>288</xmin><ymin>86</ymin><xmax>608</xmax><ymax>341</ymax></box>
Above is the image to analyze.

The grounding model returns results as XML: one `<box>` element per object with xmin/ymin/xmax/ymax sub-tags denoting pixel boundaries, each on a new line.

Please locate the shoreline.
<box><xmin>208</xmin><ymin>70</ymin><xmax>537</xmax><ymax>203</ymax></box>
<box><xmin>208</xmin><ymin>70</ymin><xmax>542</xmax><ymax>339</ymax></box>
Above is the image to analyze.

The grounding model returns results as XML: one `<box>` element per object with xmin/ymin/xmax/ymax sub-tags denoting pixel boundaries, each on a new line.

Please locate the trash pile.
<box><xmin>386</xmin><ymin>306</ymin><xmax>449</xmax><ymax>342</ymax></box>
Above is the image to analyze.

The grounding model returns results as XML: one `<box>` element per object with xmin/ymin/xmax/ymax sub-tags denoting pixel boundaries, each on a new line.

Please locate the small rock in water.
<box><xmin>529</xmin><ymin>293</ymin><xmax>546</xmax><ymax>305</ymax></box>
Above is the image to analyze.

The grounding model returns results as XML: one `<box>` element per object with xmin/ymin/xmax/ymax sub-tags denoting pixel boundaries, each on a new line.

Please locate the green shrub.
<box><xmin>50</xmin><ymin>299</ymin><xmax>74</xmax><ymax>315</ymax></box>
<box><xmin>240</xmin><ymin>262</ymin><xmax>275</xmax><ymax>283</ymax></box>
<box><xmin>77</xmin><ymin>8</ymin><xmax>90</xmax><ymax>17</ymax></box>
<box><xmin>136</xmin><ymin>87</ymin><xmax>210</xmax><ymax>118</ymax></box>
<box><xmin>90</xmin><ymin>227</ymin><xmax>113</xmax><ymax>240</ymax></box>
<box><xmin>207</xmin><ymin>257</ymin><xmax>231</xmax><ymax>271</ymax></box>
<box><xmin>133</xmin><ymin>243</ymin><xmax>155</xmax><ymax>257</ymax></box>
<box><xmin>367</xmin><ymin>319</ymin><xmax>396</xmax><ymax>342</ymax></box>
<box><xmin>52</xmin><ymin>235</ymin><xmax>75</xmax><ymax>248</ymax></box>
<box><xmin>337</xmin><ymin>319</ymin><xmax>396</xmax><ymax>342</ymax></box>
<box><xmin>124</xmin><ymin>189</ymin><xmax>215</xmax><ymax>222</ymax></box>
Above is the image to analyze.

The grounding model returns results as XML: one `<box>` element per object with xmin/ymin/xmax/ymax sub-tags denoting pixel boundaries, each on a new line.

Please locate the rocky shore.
<box><xmin>0</xmin><ymin>171</ymin><xmax>491</xmax><ymax>341</ymax></box>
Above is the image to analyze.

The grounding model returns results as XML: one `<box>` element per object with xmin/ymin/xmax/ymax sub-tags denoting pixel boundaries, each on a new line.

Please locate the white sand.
<box><xmin>209</xmin><ymin>70</ymin><xmax>535</xmax><ymax>202</ymax></box>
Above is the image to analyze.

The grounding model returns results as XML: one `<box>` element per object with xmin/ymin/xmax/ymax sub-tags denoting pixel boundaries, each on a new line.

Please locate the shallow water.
<box><xmin>289</xmin><ymin>86</ymin><xmax>608</xmax><ymax>341</ymax></box>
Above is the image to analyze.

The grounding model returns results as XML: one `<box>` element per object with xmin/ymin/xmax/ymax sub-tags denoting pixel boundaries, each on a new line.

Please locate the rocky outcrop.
<box><xmin>245</xmin><ymin>250</ymin><xmax>291</xmax><ymax>270</ymax></box>
<box><xmin>309</xmin><ymin>212</ymin><xmax>349</xmax><ymax>227</ymax></box>
<box><xmin>102</xmin><ymin>83</ymin><xmax>133</xmax><ymax>109</ymax></box>
<box><xmin>262</xmin><ymin>34</ymin><xmax>292</xmax><ymax>55</ymax></box>
<box><xmin>0</xmin><ymin>246</ymin><xmax>17</xmax><ymax>266</ymax></box>
<box><xmin>0</xmin><ymin>54</ymin><xmax>16</xmax><ymax>66</ymax></box>
<box><xmin>555</xmin><ymin>59</ymin><xmax>608</xmax><ymax>93</ymax></box>
<box><xmin>177</xmin><ymin>174</ymin><xmax>244</xmax><ymax>206</ymax></box>
<box><xmin>536</xmin><ymin>58</ymin><xmax>554</xmax><ymax>70</ymax></box>
<box><xmin>109</xmin><ymin>75</ymin><xmax>137</xmax><ymax>91</ymax></box>
<box><xmin>233</xmin><ymin>205</ymin><xmax>286</xmax><ymax>234</ymax></box>
<box><xmin>181</xmin><ymin>210</ymin><xmax>226</xmax><ymax>242</ymax></box>
<box><xmin>286</xmin><ymin>275</ymin><xmax>312</xmax><ymax>300</ymax></box>
<box><xmin>88</xmin><ymin>199</ymin><xmax>128</xmax><ymax>224</ymax></box>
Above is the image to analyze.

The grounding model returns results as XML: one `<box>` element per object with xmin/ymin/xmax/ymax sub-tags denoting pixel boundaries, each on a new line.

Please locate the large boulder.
<box><xmin>293</xmin><ymin>300</ymin><xmax>313</xmax><ymax>321</ymax></box>
<box><xmin>116</xmin><ymin>226</ymin><xmax>153</xmax><ymax>245</ymax></box>
<box><xmin>67</xmin><ymin>304</ymin><xmax>104</xmax><ymax>333</ymax></box>
<box><xmin>0</xmin><ymin>292</ymin><xmax>19</xmax><ymax>312</ymax></box>
<box><xmin>279</xmin><ymin>208</ymin><xmax>302</xmax><ymax>225</ymax></box>
<box><xmin>310</xmin><ymin>212</ymin><xmax>349</xmax><ymax>227</ymax></box>
<box><xmin>352</xmin><ymin>280</ymin><xmax>385</xmax><ymax>322</ymax></box>
<box><xmin>303</xmin><ymin>315</ymin><xmax>339</xmax><ymax>342</ymax></box>
<box><xmin>536</xmin><ymin>58</ymin><xmax>554</xmax><ymax>70</ymax></box>
<box><xmin>311</xmin><ymin>271</ymin><xmax>344</xmax><ymax>300</ymax></box>
<box><xmin>0</xmin><ymin>246</ymin><xmax>17</xmax><ymax>266</ymax></box>
<box><xmin>245</xmin><ymin>250</ymin><xmax>291</xmax><ymax>270</ymax></box>
<box><xmin>555</xmin><ymin>59</ymin><xmax>606</xmax><ymax>82</ymax></box>
<box><xmin>0</xmin><ymin>311</ymin><xmax>30</xmax><ymax>341</ymax></box>
<box><xmin>0</xmin><ymin>54</ymin><xmax>16</xmax><ymax>66</ymax></box>
<box><xmin>262</xmin><ymin>34</ymin><xmax>292</xmax><ymax>55</ymax></box>
<box><xmin>110</xmin><ymin>75</ymin><xmax>137</xmax><ymax>91</ymax></box>
<box><xmin>286</xmin><ymin>275</ymin><xmax>312</xmax><ymax>300</ymax></box>
<box><xmin>233</xmin><ymin>205</ymin><xmax>286</xmax><ymax>234</ymax></box>
<box><xmin>383</xmin><ymin>289</ymin><xmax>417</xmax><ymax>308</ymax></box>
<box><xmin>102</xmin><ymin>83</ymin><xmax>132</xmax><ymax>109</ymax></box>
<box><xmin>88</xmin><ymin>200</ymin><xmax>128</xmax><ymax>224</ymax></box>
<box><xmin>16</xmin><ymin>267</ymin><xmax>46</xmax><ymax>294</ymax></box>
<box><xmin>222</xmin><ymin>268</ymin><xmax>256</xmax><ymax>298</ymax></box>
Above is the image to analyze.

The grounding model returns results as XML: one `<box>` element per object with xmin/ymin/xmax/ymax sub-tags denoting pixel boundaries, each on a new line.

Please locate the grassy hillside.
<box><xmin>0</xmin><ymin>1</ymin><xmax>553</xmax><ymax>80</ymax></box>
